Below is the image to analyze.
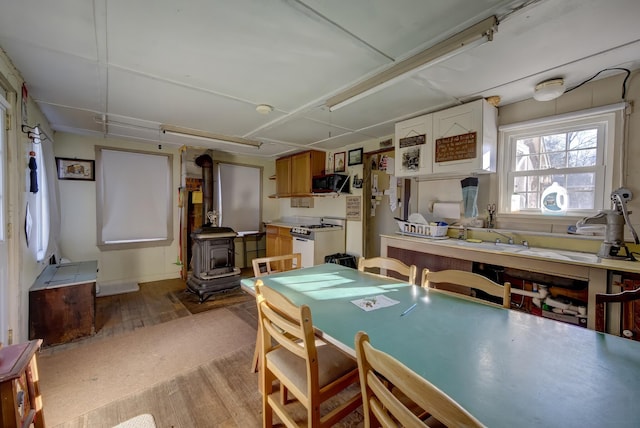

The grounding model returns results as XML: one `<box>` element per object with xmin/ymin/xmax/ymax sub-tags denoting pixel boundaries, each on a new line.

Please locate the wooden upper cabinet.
<box><xmin>275</xmin><ymin>156</ymin><xmax>291</xmax><ymax>197</ymax></box>
<box><xmin>276</xmin><ymin>150</ymin><xmax>326</xmax><ymax>197</ymax></box>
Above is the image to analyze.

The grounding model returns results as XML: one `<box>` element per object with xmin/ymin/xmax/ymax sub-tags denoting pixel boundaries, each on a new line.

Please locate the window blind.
<box><xmin>97</xmin><ymin>148</ymin><xmax>172</xmax><ymax>248</ymax></box>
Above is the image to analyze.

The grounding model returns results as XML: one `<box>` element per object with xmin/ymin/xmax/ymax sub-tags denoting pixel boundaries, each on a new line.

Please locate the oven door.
<box><xmin>292</xmin><ymin>236</ymin><xmax>315</xmax><ymax>268</ymax></box>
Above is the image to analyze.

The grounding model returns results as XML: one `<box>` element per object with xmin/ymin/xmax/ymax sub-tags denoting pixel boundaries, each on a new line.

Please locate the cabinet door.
<box><xmin>290</xmin><ymin>153</ymin><xmax>310</xmax><ymax>195</ymax></box>
<box><xmin>279</xmin><ymin>227</ymin><xmax>293</xmax><ymax>256</ymax></box>
<box><xmin>275</xmin><ymin>157</ymin><xmax>291</xmax><ymax>196</ymax></box>
<box><xmin>432</xmin><ymin>98</ymin><xmax>497</xmax><ymax>174</ymax></box>
<box><xmin>395</xmin><ymin>114</ymin><xmax>433</xmax><ymax>177</ymax></box>
<box><xmin>266</xmin><ymin>226</ymin><xmax>279</xmax><ymax>256</ymax></box>
<box><xmin>290</xmin><ymin>151</ymin><xmax>325</xmax><ymax>195</ymax></box>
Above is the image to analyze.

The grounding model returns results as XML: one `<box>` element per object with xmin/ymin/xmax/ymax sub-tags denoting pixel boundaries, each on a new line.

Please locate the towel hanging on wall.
<box><xmin>460</xmin><ymin>177</ymin><xmax>478</xmax><ymax>218</ymax></box>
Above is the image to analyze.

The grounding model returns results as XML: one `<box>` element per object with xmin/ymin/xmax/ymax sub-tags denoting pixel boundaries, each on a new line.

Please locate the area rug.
<box><xmin>171</xmin><ymin>286</ymin><xmax>254</xmax><ymax>314</ymax></box>
<box><xmin>38</xmin><ymin>307</ymin><xmax>257</xmax><ymax>427</ymax></box>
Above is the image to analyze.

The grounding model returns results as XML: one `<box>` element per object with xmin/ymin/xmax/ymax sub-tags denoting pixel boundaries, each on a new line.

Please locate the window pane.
<box><xmin>541</xmin><ymin>133</ymin><xmax>566</xmax><ymax>152</ymax></box>
<box><xmin>568</xmin><ymin>129</ymin><xmax>597</xmax><ymax>150</ymax></box>
<box><xmin>568</xmin><ymin>148</ymin><xmax>597</xmax><ymax>167</ymax></box>
<box><xmin>547</xmin><ymin>151</ymin><xmax>567</xmax><ymax>168</ymax></box>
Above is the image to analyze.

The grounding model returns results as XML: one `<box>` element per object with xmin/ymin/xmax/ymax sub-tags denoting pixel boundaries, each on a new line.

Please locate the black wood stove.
<box><xmin>186</xmin><ymin>153</ymin><xmax>241</xmax><ymax>302</ymax></box>
<box><xmin>186</xmin><ymin>225</ymin><xmax>241</xmax><ymax>302</ymax></box>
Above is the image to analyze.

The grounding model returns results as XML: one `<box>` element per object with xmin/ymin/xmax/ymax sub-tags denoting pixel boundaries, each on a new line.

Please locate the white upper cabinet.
<box><xmin>432</xmin><ymin>98</ymin><xmax>497</xmax><ymax>175</ymax></box>
<box><xmin>394</xmin><ymin>99</ymin><xmax>497</xmax><ymax>178</ymax></box>
<box><xmin>394</xmin><ymin>114</ymin><xmax>433</xmax><ymax>177</ymax></box>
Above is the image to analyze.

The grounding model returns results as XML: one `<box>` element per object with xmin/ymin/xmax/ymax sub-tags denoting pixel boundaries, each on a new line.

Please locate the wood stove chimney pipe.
<box><xmin>195</xmin><ymin>154</ymin><xmax>214</xmax><ymax>226</ymax></box>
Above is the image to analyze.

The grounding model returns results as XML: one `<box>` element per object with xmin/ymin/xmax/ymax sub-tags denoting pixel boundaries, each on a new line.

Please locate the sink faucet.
<box><xmin>490</xmin><ymin>230</ymin><xmax>514</xmax><ymax>245</ymax></box>
<box><xmin>458</xmin><ymin>226</ymin><xmax>468</xmax><ymax>240</ymax></box>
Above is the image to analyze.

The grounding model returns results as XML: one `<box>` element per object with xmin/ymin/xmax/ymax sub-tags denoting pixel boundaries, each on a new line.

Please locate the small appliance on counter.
<box><xmin>312</xmin><ymin>173</ymin><xmax>350</xmax><ymax>193</ymax></box>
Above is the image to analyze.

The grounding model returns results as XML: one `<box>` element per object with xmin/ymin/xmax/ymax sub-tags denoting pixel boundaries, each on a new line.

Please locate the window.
<box><xmin>96</xmin><ymin>147</ymin><xmax>173</xmax><ymax>250</ymax></box>
<box><xmin>215</xmin><ymin>162</ymin><xmax>262</xmax><ymax>233</ymax></box>
<box><xmin>499</xmin><ymin>104</ymin><xmax>624</xmax><ymax>217</ymax></box>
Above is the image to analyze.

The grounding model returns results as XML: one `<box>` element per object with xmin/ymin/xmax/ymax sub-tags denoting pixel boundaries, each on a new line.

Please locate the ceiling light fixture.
<box><xmin>256</xmin><ymin>104</ymin><xmax>274</xmax><ymax>114</ymax></box>
<box><xmin>533</xmin><ymin>78</ymin><xmax>565</xmax><ymax>101</ymax></box>
<box><xmin>325</xmin><ymin>15</ymin><xmax>497</xmax><ymax>111</ymax></box>
<box><xmin>161</xmin><ymin>124</ymin><xmax>262</xmax><ymax>148</ymax></box>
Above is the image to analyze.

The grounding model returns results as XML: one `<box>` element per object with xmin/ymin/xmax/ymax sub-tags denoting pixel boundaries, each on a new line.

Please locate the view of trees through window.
<box><xmin>512</xmin><ymin>127</ymin><xmax>599</xmax><ymax>211</ymax></box>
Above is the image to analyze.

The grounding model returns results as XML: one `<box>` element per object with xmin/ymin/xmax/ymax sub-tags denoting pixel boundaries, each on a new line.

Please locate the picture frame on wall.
<box><xmin>56</xmin><ymin>157</ymin><xmax>95</xmax><ymax>181</ymax></box>
<box><xmin>334</xmin><ymin>151</ymin><xmax>346</xmax><ymax>172</ymax></box>
<box><xmin>348</xmin><ymin>148</ymin><xmax>363</xmax><ymax>166</ymax></box>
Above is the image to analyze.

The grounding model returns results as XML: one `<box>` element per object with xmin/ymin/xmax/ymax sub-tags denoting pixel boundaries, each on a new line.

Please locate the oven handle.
<box><xmin>294</xmin><ymin>237</ymin><xmax>311</xmax><ymax>242</ymax></box>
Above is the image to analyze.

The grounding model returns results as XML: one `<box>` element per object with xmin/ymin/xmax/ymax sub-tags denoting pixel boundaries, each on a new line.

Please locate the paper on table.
<box><xmin>351</xmin><ymin>295</ymin><xmax>400</xmax><ymax>312</ymax></box>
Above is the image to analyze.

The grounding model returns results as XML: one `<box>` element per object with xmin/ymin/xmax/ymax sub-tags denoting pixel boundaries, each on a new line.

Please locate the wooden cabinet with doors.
<box><xmin>394</xmin><ymin>114</ymin><xmax>433</xmax><ymax>177</ymax></box>
<box><xmin>266</xmin><ymin>225</ymin><xmax>293</xmax><ymax>257</ymax></box>
<box><xmin>431</xmin><ymin>98</ymin><xmax>497</xmax><ymax>175</ymax></box>
<box><xmin>274</xmin><ymin>150</ymin><xmax>326</xmax><ymax>197</ymax></box>
<box><xmin>275</xmin><ymin>157</ymin><xmax>291</xmax><ymax>197</ymax></box>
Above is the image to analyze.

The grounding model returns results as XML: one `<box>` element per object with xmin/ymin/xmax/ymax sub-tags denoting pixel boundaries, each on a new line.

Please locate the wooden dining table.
<box><xmin>241</xmin><ymin>263</ymin><xmax>640</xmax><ymax>427</ymax></box>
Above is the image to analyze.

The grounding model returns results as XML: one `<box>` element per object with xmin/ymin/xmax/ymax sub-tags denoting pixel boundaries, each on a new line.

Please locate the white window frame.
<box><xmin>96</xmin><ymin>146</ymin><xmax>173</xmax><ymax>250</ymax></box>
<box><xmin>498</xmin><ymin>103</ymin><xmax>625</xmax><ymax>220</ymax></box>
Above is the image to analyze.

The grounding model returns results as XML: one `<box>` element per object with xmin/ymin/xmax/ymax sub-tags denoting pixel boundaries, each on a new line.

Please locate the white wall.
<box><xmin>54</xmin><ymin>134</ymin><xmax>183</xmax><ymax>286</ymax></box>
<box><xmin>0</xmin><ymin>47</ymin><xmax>58</xmax><ymax>343</ymax></box>
<box><xmin>408</xmin><ymin>71</ymin><xmax>640</xmax><ymax>236</ymax></box>
<box><xmin>276</xmin><ymin>138</ymin><xmax>385</xmax><ymax>258</ymax></box>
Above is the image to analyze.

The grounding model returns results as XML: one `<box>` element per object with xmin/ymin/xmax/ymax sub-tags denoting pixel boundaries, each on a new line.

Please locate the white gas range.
<box><xmin>290</xmin><ymin>217</ymin><xmax>346</xmax><ymax>268</ymax></box>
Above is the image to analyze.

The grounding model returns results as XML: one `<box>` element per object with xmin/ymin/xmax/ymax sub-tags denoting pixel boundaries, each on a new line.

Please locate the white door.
<box><xmin>0</xmin><ymin>95</ymin><xmax>9</xmax><ymax>345</ymax></box>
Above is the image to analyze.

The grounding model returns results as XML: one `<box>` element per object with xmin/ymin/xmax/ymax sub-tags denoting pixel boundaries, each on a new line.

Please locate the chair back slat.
<box><xmin>358</xmin><ymin>256</ymin><xmax>417</xmax><ymax>285</ymax></box>
<box><xmin>253</xmin><ymin>253</ymin><xmax>302</xmax><ymax>277</ymax></box>
<box><xmin>422</xmin><ymin>269</ymin><xmax>511</xmax><ymax>309</ymax></box>
<box><xmin>595</xmin><ymin>287</ymin><xmax>640</xmax><ymax>338</ymax></box>
<box><xmin>355</xmin><ymin>331</ymin><xmax>484</xmax><ymax>427</ymax></box>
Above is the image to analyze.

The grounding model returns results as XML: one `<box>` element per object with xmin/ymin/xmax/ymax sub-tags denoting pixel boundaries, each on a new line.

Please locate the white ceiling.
<box><xmin>1</xmin><ymin>0</ymin><xmax>639</xmax><ymax>158</ymax></box>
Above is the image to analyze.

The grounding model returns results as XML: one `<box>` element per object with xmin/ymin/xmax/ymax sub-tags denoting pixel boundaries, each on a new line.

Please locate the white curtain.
<box><xmin>40</xmin><ymin>130</ymin><xmax>61</xmax><ymax>261</ymax></box>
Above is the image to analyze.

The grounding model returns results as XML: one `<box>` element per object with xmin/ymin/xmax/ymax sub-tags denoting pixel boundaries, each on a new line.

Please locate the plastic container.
<box><xmin>541</xmin><ymin>182</ymin><xmax>568</xmax><ymax>215</ymax></box>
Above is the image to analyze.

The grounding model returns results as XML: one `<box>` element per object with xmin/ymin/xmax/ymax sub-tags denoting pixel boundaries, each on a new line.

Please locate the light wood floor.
<box><xmin>46</xmin><ymin>274</ymin><xmax>364</xmax><ymax>427</ymax></box>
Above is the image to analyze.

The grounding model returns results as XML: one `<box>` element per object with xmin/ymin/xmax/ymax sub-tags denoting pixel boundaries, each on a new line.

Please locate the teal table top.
<box><xmin>243</xmin><ymin>263</ymin><xmax>640</xmax><ymax>427</ymax></box>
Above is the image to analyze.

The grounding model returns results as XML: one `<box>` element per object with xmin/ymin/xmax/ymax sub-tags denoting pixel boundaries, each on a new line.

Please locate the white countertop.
<box><xmin>382</xmin><ymin>233</ymin><xmax>640</xmax><ymax>274</ymax></box>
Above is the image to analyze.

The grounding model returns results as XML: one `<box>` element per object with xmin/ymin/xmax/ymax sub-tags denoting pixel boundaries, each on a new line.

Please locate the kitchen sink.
<box><xmin>452</xmin><ymin>239</ymin><xmax>600</xmax><ymax>263</ymax></box>
<box><xmin>512</xmin><ymin>248</ymin><xmax>600</xmax><ymax>263</ymax></box>
<box><xmin>454</xmin><ymin>240</ymin><xmax>516</xmax><ymax>252</ymax></box>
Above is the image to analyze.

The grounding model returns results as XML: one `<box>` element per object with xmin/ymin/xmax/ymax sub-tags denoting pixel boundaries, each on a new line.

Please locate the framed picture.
<box><xmin>334</xmin><ymin>151</ymin><xmax>346</xmax><ymax>172</ymax></box>
<box><xmin>348</xmin><ymin>148</ymin><xmax>363</xmax><ymax>166</ymax></box>
<box><xmin>56</xmin><ymin>157</ymin><xmax>95</xmax><ymax>181</ymax></box>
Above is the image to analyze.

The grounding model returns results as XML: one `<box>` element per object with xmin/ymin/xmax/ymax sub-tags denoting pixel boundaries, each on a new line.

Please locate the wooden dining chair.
<box><xmin>358</xmin><ymin>256</ymin><xmax>417</xmax><ymax>285</ymax></box>
<box><xmin>421</xmin><ymin>269</ymin><xmax>512</xmax><ymax>309</ymax></box>
<box><xmin>595</xmin><ymin>287</ymin><xmax>640</xmax><ymax>339</ymax></box>
<box><xmin>355</xmin><ymin>331</ymin><xmax>484</xmax><ymax>428</ymax></box>
<box><xmin>250</xmin><ymin>253</ymin><xmax>302</xmax><ymax>373</ymax></box>
<box><xmin>256</xmin><ymin>280</ymin><xmax>362</xmax><ymax>427</ymax></box>
<box><xmin>252</xmin><ymin>253</ymin><xmax>302</xmax><ymax>277</ymax></box>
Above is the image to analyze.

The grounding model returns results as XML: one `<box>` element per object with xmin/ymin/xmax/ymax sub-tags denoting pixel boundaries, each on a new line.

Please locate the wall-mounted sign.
<box><xmin>399</xmin><ymin>134</ymin><xmax>426</xmax><ymax>148</ymax></box>
<box><xmin>435</xmin><ymin>132</ymin><xmax>477</xmax><ymax>162</ymax></box>
<box><xmin>346</xmin><ymin>196</ymin><xmax>361</xmax><ymax>221</ymax></box>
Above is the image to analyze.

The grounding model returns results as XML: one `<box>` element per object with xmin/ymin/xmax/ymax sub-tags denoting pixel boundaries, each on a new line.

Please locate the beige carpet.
<box><xmin>38</xmin><ymin>307</ymin><xmax>257</xmax><ymax>427</ymax></box>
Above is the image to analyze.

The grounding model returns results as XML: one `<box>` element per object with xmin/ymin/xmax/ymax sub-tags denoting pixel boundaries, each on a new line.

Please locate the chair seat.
<box><xmin>267</xmin><ymin>342</ymin><xmax>357</xmax><ymax>392</ymax></box>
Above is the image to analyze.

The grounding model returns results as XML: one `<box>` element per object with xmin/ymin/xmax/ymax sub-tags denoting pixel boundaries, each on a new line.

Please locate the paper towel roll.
<box><xmin>433</xmin><ymin>202</ymin><xmax>461</xmax><ymax>220</ymax></box>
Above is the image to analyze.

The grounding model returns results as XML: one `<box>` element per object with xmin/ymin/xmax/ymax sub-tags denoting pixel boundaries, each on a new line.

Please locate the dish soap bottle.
<box><xmin>541</xmin><ymin>182</ymin><xmax>568</xmax><ymax>215</ymax></box>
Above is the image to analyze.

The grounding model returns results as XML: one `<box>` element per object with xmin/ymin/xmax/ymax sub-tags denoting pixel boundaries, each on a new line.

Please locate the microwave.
<box><xmin>312</xmin><ymin>173</ymin><xmax>350</xmax><ymax>193</ymax></box>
